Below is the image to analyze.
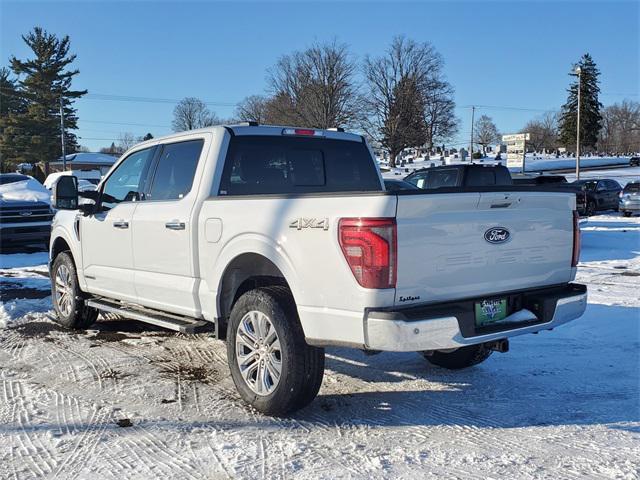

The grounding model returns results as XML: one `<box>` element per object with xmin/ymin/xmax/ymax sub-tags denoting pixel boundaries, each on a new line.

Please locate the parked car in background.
<box><xmin>572</xmin><ymin>179</ymin><xmax>623</xmax><ymax>216</ymax></box>
<box><xmin>0</xmin><ymin>174</ymin><xmax>54</xmax><ymax>249</ymax></box>
<box><xmin>404</xmin><ymin>164</ymin><xmax>513</xmax><ymax>189</ymax></box>
<box><xmin>514</xmin><ymin>174</ymin><xmax>587</xmax><ymax>216</ymax></box>
<box><xmin>619</xmin><ymin>181</ymin><xmax>640</xmax><ymax>217</ymax></box>
<box><xmin>44</xmin><ymin>170</ymin><xmax>101</xmax><ymax>191</ymax></box>
<box><xmin>512</xmin><ymin>174</ymin><xmax>568</xmax><ymax>186</ymax></box>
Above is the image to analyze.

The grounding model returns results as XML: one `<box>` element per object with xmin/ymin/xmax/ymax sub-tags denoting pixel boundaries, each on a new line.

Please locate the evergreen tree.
<box><xmin>558</xmin><ymin>53</ymin><xmax>602</xmax><ymax>151</ymax></box>
<box><xmin>6</xmin><ymin>27</ymin><xmax>86</xmax><ymax>169</ymax></box>
<box><xmin>0</xmin><ymin>67</ymin><xmax>27</xmax><ymax>171</ymax></box>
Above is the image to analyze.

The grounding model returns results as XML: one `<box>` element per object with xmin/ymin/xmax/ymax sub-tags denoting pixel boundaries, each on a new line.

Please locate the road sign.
<box><xmin>502</xmin><ymin>133</ymin><xmax>529</xmax><ymax>171</ymax></box>
<box><xmin>502</xmin><ymin>133</ymin><xmax>530</xmax><ymax>142</ymax></box>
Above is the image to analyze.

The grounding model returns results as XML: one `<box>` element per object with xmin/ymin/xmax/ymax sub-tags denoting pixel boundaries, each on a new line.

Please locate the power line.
<box><xmin>83</xmin><ymin>92</ymin><xmax>238</xmax><ymax>107</ymax></box>
<box><xmin>80</xmin><ymin>119</ymin><xmax>171</xmax><ymax>128</ymax></box>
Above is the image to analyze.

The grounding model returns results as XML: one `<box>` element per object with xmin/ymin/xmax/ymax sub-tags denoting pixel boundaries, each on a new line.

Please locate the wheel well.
<box><xmin>218</xmin><ymin>253</ymin><xmax>291</xmax><ymax>336</ymax></box>
<box><xmin>51</xmin><ymin>237</ymin><xmax>71</xmax><ymax>262</ymax></box>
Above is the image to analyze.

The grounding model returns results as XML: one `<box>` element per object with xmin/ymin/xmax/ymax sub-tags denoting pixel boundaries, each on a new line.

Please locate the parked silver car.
<box><xmin>619</xmin><ymin>181</ymin><xmax>640</xmax><ymax>217</ymax></box>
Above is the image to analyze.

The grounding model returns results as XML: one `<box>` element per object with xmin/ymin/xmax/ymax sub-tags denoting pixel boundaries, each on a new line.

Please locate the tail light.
<box><xmin>339</xmin><ymin>218</ymin><xmax>397</xmax><ymax>289</ymax></box>
<box><xmin>572</xmin><ymin>210</ymin><xmax>581</xmax><ymax>267</ymax></box>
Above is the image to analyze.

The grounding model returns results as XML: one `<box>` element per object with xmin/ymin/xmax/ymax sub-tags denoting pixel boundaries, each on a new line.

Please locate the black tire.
<box><xmin>226</xmin><ymin>286</ymin><xmax>324</xmax><ymax>416</ymax></box>
<box><xmin>623</xmin><ymin>211</ymin><xmax>632</xmax><ymax>217</ymax></box>
<box><xmin>422</xmin><ymin>344</ymin><xmax>492</xmax><ymax>370</ymax></box>
<box><xmin>586</xmin><ymin>201</ymin><xmax>596</xmax><ymax>217</ymax></box>
<box><xmin>51</xmin><ymin>252</ymin><xmax>98</xmax><ymax>329</ymax></box>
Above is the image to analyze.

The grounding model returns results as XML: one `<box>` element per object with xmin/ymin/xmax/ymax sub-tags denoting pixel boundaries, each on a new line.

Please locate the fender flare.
<box><xmin>210</xmin><ymin>233</ymin><xmax>302</xmax><ymax>317</ymax></box>
<box><xmin>50</xmin><ymin>219</ymin><xmax>86</xmax><ymax>290</ymax></box>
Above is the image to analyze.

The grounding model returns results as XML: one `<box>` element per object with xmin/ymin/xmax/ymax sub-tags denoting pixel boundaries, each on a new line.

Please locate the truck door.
<box><xmin>131</xmin><ymin>137</ymin><xmax>207</xmax><ymax>317</ymax></box>
<box><xmin>81</xmin><ymin>147</ymin><xmax>155</xmax><ymax>302</ymax></box>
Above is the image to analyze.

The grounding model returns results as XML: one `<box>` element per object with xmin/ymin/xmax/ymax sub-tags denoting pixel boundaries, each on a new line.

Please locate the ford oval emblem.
<box><xmin>484</xmin><ymin>227</ymin><xmax>511</xmax><ymax>244</ymax></box>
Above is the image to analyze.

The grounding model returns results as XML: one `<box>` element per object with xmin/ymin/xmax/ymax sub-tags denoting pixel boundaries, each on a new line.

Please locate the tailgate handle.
<box><xmin>112</xmin><ymin>220</ymin><xmax>129</xmax><ymax>229</ymax></box>
<box><xmin>490</xmin><ymin>202</ymin><xmax>512</xmax><ymax>208</ymax></box>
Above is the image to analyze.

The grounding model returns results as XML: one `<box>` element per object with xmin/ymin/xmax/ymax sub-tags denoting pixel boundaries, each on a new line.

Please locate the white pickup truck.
<box><xmin>50</xmin><ymin>124</ymin><xmax>587</xmax><ymax>415</ymax></box>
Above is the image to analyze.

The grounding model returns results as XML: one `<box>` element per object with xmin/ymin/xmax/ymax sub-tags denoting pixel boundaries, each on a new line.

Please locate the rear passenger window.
<box><xmin>219</xmin><ymin>136</ymin><xmax>381</xmax><ymax>195</ymax></box>
<box><xmin>467</xmin><ymin>168</ymin><xmax>496</xmax><ymax>187</ymax></box>
<box><xmin>427</xmin><ymin>169</ymin><xmax>459</xmax><ymax>188</ymax></box>
<box><xmin>149</xmin><ymin>140</ymin><xmax>204</xmax><ymax>201</ymax></box>
<box><xmin>605</xmin><ymin>180</ymin><xmax>621</xmax><ymax>190</ymax></box>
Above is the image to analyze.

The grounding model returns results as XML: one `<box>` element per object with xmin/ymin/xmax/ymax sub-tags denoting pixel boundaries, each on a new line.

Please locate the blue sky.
<box><xmin>1</xmin><ymin>0</ymin><xmax>638</xmax><ymax>151</ymax></box>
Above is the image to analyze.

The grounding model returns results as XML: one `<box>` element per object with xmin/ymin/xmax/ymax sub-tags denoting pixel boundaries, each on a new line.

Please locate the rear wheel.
<box><xmin>51</xmin><ymin>252</ymin><xmax>98</xmax><ymax>329</ymax></box>
<box><xmin>623</xmin><ymin>211</ymin><xmax>632</xmax><ymax>217</ymax></box>
<box><xmin>422</xmin><ymin>344</ymin><xmax>492</xmax><ymax>370</ymax></box>
<box><xmin>227</xmin><ymin>286</ymin><xmax>324</xmax><ymax>415</ymax></box>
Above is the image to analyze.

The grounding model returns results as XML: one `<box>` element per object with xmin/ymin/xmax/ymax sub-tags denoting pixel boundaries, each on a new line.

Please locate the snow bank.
<box><xmin>0</xmin><ymin>178</ymin><xmax>51</xmax><ymax>204</ymax></box>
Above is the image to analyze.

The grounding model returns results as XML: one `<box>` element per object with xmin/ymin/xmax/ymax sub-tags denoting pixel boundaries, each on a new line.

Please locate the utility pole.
<box><xmin>59</xmin><ymin>96</ymin><xmax>67</xmax><ymax>171</ymax></box>
<box><xmin>575</xmin><ymin>67</ymin><xmax>582</xmax><ymax>180</ymax></box>
<box><xmin>469</xmin><ymin>105</ymin><xmax>475</xmax><ymax>163</ymax></box>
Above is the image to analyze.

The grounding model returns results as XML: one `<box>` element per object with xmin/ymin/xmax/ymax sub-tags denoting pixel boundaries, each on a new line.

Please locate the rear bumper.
<box><xmin>619</xmin><ymin>200</ymin><xmax>640</xmax><ymax>212</ymax></box>
<box><xmin>364</xmin><ymin>283</ymin><xmax>587</xmax><ymax>352</ymax></box>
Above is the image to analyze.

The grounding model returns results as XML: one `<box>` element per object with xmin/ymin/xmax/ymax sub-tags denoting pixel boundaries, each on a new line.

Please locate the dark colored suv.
<box><xmin>573</xmin><ymin>179</ymin><xmax>623</xmax><ymax>216</ymax></box>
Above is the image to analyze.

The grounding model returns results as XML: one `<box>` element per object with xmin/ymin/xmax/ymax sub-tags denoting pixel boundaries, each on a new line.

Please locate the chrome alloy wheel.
<box><xmin>55</xmin><ymin>264</ymin><xmax>73</xmax><ymax>317</ymax></box>
<box><xmin>235</xmin><ymin>310</ymin><xmax>282</xmax><ymax>396</ymax></box>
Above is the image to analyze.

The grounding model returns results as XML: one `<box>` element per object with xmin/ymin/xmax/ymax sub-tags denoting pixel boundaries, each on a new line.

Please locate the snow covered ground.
<box><xmin>1</xmin><ymin>214</ymin><xmax>639</xmax><ymax>479</ymax></box>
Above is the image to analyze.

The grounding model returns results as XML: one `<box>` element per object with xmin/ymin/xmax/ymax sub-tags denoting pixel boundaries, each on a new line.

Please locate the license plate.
<box><xmin>475</xmin><ymin>299</ymin><xmax>507</xmax><ymax>327</ymax></box>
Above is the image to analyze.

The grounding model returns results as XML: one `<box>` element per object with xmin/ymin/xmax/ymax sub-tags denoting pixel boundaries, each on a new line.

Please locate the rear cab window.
<box><xmin>623</xmin><ymin>182</ymin><xmax>640</xmax><ymax>193</ymax></box>
<box><xmin>218</xmin><ymin>135</ymin><xmax>382</xmax><ymax>195</ymax></box>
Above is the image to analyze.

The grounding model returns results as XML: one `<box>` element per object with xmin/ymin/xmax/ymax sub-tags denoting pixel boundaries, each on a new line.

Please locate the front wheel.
<box><xmin>227</xmin><ymin>286</ymin><xmax>324</xmax><ymax>416</ymax></box>
<box><xmin>623</xmin><ymin>211</ymin><xmax>632</xmax><ymax>217</ymax></box>
<box><xmin>51</xmin><ymin>252</ymin><xmax>98</xmax><ymax>329</ymax></box>
<box><xmin>421</xmin><ymin>344</ymin><xmax>493</xmax><ymax>370</ymax></box>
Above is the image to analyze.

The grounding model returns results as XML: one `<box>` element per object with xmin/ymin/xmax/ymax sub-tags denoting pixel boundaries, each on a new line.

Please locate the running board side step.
<box><xmin>86</xmin><ymin>299</ymin><xmax>211</xmax><ymax>334</ymax></box>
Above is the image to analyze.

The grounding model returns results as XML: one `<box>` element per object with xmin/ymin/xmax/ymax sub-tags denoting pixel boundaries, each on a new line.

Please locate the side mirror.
<box><xmin>52</xmin><ymin>175</ymin><xmax>79</xmax><ymax>210</ymax></box>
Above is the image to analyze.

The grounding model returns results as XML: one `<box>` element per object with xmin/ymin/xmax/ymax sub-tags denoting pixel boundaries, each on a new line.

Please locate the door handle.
<box><xmin>112</xmin><ymin>220</ymin><xmax>129</xmax><ymax>229</ymax></box>
<box><xmin>165</xmin><ymin>221</ymin><xmax>186</xmax><ymax>230</ymax></box>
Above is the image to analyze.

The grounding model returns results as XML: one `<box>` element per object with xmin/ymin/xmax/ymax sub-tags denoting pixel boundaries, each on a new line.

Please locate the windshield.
<box><xmin>575</xmin><ymin>181</ymin><xmax>597</xmax><ymax>191</ymax></box>
<box><xmin>0</xmin><ymin>174</ymin><xmax>29</xmax><ymax>185</ymax></box>
<box><xmin>623</xmin><ymin>183</ymin><xmax>640</xmax><ymax>193</ymax></box>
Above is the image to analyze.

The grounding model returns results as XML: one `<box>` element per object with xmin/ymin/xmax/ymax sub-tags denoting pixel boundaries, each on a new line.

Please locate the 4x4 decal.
<box><xmin>289</xmin><ymin>218</ymin><xmax>330</xmax><ymax>231</ymax></box>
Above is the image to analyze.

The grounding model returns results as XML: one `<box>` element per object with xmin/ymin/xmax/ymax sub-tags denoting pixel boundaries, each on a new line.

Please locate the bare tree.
<box><xmin>267</xmin><ymin>41</ymin><xmax>360</xmax><ymax>129</ymax></box>
<box><xmin>172</xmin><ymin>97</ymin><xmax>219</xmax><ymax>132</ymax></box>
<box><xmin>522</xmin><ymin>111</ymin><xmax>558</xmax><ymax>153</ymax></box>
<box><xmin>117</xmin><ymin>132</ymin><xmax>137</xmax><ymax>153</ymax></box>
<box><xmin>474</xmin><ymin>115</ymin><xmax>499</xmax><ymax>155</ymax></box>
<box><xmin>598</xmin><ymin>100</ymin><xmax>640</xmax><ymax>154</ymax></box>
<box><xmin>362</xmin><ymin>36</ymin><xmax>443</xmax><ymax>167</ymax></box>
<box><xmin>236</xmin><ymin>95</ymin><xmax>270</xmax><ymax>123</ymax></box>
<box><xmin>423</xmin><ymin>78</ymin><xmax>458</xmax><ymax>151</ymax></box>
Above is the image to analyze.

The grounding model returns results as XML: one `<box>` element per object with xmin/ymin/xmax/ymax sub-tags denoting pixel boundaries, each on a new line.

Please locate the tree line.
<box><xmin>1</xmin><ymin>28</ymin><xmax>637</xmax><ymax>175</ymax></box>
<box><xmin>172</xmin><ymin>37</ymin><xmax>460</xmax><ymax>168</ymax></box>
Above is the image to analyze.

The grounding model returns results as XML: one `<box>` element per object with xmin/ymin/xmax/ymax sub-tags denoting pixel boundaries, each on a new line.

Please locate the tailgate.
<box><xmin>394</xmin><ymin>190</ymin><xmax>575</xmax><ymax>306</ymax></box>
